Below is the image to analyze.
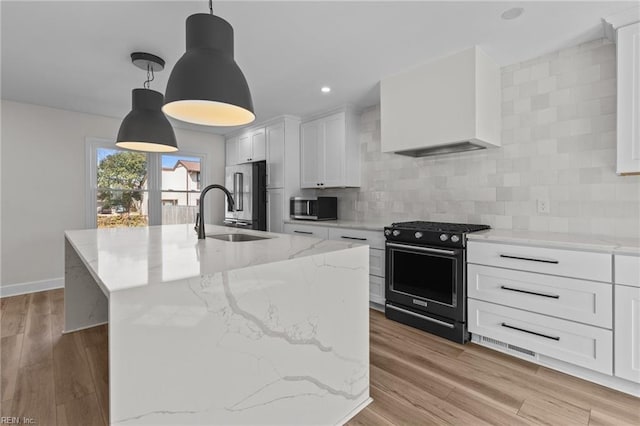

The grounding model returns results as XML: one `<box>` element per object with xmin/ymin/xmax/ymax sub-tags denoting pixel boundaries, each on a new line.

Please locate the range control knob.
<box><xmin>384</xmin><ymin>229</ymin><xmax>391</xmax><ymax>236</ymax></box>
<box><xmin>392</xmin><ymin>230</ymin><xmax>401</xmax><ymax>237</ymax></box>
<box><xmin>440</xmin><ymin>234</ymin><xmax>449</xmax><ymax>241</ymax></box>
<box><xmin>415</xmin><ymin>232</ymin><xmax>423</xmax><ymax>239</ymax></box>
<box><xmin>451</xmin><ymin>235</ymin><xmax>460</xmax><ymax>243</ymax></box>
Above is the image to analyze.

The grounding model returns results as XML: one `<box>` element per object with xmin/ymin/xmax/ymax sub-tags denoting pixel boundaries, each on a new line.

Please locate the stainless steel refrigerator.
<box><xmin>223</xmin><ymin>161</ymin><xmax>267</xmax><ymax>231</ymax></box>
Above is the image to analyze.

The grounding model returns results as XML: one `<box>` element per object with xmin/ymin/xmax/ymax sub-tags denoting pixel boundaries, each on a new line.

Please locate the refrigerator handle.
<box><xmin>234</xmin><ymin>172</ymin><xmax>244</xmax><ymax>211</ymax></box>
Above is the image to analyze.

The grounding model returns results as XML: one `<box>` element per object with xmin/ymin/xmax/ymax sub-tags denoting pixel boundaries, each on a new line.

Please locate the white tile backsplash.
<box><xmin>319</xmin><ymin>39</ymin><xmax>640</xmax><ymax>239</ymax></box>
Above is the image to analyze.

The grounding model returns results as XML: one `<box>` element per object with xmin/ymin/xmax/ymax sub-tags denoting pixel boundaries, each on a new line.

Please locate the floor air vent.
<box><xmin>479</xmin><ymin>336</ymin><xmax>537</xmax><ymax>358</ymax></box>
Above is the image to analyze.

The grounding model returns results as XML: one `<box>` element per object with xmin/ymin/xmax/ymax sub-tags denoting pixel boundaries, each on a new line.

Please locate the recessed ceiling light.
<box><xmin>321</xmin><ymin>86</ymin><xmax>331</xmax><ymax>93</ymax></box>
<box><xmin>501</xmin><ymin>7</ymin><xmax>524</xmax><ymax>20</ymax></box>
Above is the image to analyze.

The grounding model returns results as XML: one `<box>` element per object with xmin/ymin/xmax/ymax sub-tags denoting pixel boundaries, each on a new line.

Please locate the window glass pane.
<box><xmin>161</xmin><ymin>155</ymin><xmax>201</xmax><ymax>191</ymax></box>
<box><xmin>96</xmin><ymin>148</ymin><xmax>148</xmax><ymax>228</ymax></box>
<box><xmin>161</xmin><ymin>155</ymin><xmax>202</xmax><ymax>225</ymax></box>
<box><xmin>97</xmin><ymin>190</ymin><xmax>148</xmax><ymax>228</ymax></box>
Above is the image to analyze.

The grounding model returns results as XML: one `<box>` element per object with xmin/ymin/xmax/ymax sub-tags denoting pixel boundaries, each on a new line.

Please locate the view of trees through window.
<box><xmin>95</xmin><ymin>147</ymin><xmax>202</xmax><ymax>228</ymax></box>
<box><xmin>96</xmin><ymin>149</ymin><xmax>148</xmax><ymax>228</ymax></box>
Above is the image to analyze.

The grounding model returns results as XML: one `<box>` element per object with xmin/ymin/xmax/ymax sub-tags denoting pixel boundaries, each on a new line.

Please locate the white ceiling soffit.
<box><xmin>1</xmin><ymin>1</ymin><xmax>636</xmax><ymax>135</ymax></box>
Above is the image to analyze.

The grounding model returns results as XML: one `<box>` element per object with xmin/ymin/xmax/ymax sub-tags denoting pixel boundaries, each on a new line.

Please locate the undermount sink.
<box><xmin>206</xmin><ymin>233</ymin><xmax>271</xmax><ymax>242</ymax></box>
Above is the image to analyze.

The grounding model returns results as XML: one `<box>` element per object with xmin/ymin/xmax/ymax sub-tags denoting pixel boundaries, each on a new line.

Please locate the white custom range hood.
<box><xmin>381</xmin><ymin>46</ymin><xmax>501</xmax><ymax>157</ymax></box>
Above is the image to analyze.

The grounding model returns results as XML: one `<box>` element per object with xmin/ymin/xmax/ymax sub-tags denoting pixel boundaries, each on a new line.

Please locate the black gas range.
<box><xmin>384</xmin><ymin>221</ymin><xmax>490</xmax><ymax>344</ymax></box>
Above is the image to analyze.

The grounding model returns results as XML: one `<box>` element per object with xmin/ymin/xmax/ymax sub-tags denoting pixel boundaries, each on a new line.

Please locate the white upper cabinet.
<box><xmin>616</xmin><ymin>22</ymin><xmax>640</xmax><ymax>175</ymax></box>
<box><xmin>266</xmin><ymin>122</ymin><xmax>285</xmax><ymax>189</ymax></box>
<box><xmin>381</xmin><ymin>46</ymin><xmax>501</xmax><ymax>157</ymax></box>
<box><xmin>225</xmin><ymin>136</ymin><xmax>239</xmax><ymax>166</ymax></box>
<box><xmin>300</xmin><ymin>108</ymin><xmax>360</xmax><ymax>189</ymax></box>
<box><xmin>237</xmin><ymin>128</ymin><xmax>266</xmax><ymax>164</ymax></box>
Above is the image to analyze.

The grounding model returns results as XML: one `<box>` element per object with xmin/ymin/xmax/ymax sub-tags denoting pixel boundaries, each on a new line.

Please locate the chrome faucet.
<box><xmin>197</xmin><ymin>184</ymin><xmax>235</xmax><ymax>239</ymax></box>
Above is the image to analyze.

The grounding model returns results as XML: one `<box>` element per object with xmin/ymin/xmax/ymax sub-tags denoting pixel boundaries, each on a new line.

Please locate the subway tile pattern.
<box><xmin>321</xmin><ymin>39</ymin><xmax>640</xmax><ymax>239</ymax></box>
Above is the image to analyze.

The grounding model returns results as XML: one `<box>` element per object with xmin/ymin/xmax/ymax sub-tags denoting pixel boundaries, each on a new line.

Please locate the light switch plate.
<box><xmin>537</xmin><ymin>199</ymin><xmax>550</xmax><ymax>214</ymax></box>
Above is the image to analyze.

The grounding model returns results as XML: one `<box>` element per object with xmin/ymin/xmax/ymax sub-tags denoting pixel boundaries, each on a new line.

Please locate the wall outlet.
<box><xmin>537</xmin><ymin>199</ymin><xmax>550</xmax><ymax>214</ymax></box>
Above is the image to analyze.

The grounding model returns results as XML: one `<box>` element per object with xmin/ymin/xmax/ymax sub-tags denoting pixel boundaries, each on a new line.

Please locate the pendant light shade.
<box><xmin>163</xmin><ymin>13</ymin><xmax>255</xmax><ymax>127</ymax></box>
<box><xmin>116</xmin><ymin>89</ymin><xmax>178</xmax><ymax>152</ymax></box>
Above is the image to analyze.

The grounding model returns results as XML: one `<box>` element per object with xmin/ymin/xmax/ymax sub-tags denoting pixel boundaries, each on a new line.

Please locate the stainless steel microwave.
<box><xmin>290</xmin><ymin>197</ymin><xmax>337</xmax><ymax>221</ymax></box>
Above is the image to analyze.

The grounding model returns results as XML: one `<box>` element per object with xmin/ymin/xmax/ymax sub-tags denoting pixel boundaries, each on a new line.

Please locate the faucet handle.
<box><xmin>194</xmin><ymin>213</ymin><xmax>200</xmax><ymax>232</ymax></box>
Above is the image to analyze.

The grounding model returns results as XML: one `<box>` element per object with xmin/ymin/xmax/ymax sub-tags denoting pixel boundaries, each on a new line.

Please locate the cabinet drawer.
<box><xmin>370</xmin><ymin>248</ymin><xmax>385</xmax><ymax>278</ymax></box>
<box><xmin>469</xmin><ymin>299</ymin><xmax>612</xmax><ymax>374</ymax></box>
<box><xmin>328</xmin><ymin>227</ymin><xmax>385</xmax><ymax>250</ymax></box>
<box><xmin>615</xmin><ymin>254</ymin><xmax>640</xmax><ymax>287</ymax></box>
<box><xmin>283</xmin><ymin>223</ymin><xmax>329</xmax><ymax>239</ymax></box>
<box><xmin>468</xmin><ymin>265</ymin><xmax>612</xmax><ymax>328</ymax></box>
<box><xmin>370</xmin><ymin>275</ymin><xmax>385</xmax><ymax>305</ymax></box>
<box><xmin>468</xmin><ymin>241</ymin><xmax>612</xmax><ymax>282</ymax></box>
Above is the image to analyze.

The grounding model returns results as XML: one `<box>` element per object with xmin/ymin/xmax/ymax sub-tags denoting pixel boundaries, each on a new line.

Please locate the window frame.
<box><xmin>86</xmin><ymin>138</ymin><xmax>207</xmax><ymax>228</ymax></box>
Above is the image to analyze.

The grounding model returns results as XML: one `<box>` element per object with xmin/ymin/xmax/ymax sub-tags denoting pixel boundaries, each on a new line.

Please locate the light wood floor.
<box><xmin>1</xmin><ymin>290</ymin><xmax>638</xmax><ymax>425</ymax></box>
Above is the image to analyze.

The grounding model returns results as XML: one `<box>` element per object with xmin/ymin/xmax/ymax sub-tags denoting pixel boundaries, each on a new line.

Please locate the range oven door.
<box><xmin>385</xmin><ymin>241</ymin><xmax>465</xmax><ymax>322</ymax></box>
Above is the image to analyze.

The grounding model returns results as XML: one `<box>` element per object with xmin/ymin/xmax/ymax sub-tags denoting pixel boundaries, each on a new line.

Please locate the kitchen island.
<box><xmin>64</xmin><ymin>224</ymin><xmax>370</xmax><ymax>425</ymax></box>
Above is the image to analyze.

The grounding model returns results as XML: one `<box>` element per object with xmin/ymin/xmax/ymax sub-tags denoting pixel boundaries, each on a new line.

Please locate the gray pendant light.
<box><xmin>162</xmin><ymin>1</ymin><xmax>255</xmax><ymax>127</ymax></box>
<box><xmin>116</xmin><ymin>53</ymin><xmax>178</xmax><ymax>153</ymax></box>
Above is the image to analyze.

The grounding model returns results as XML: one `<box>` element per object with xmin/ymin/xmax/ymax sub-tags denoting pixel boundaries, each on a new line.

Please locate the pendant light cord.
<box><xmin>143</xmin><ymin>64</ymin><xmax>155</xmax><ymax>89</ymax></box>
<box><xmin>209</xmin><ymin>0</ymin><xmax>213</xmax><ymax>14</ymax></box>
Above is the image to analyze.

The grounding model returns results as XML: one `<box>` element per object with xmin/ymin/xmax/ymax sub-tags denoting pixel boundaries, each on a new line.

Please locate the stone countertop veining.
<box><xmin>467</xmin><ymin>228</ymin><xmax>640</xmax><ymax>255</ymax></box>
<box><xmin>283</xmin><ymin>218</ymin><xmax>388</xmax><ymax>232</ymax></box>
<box><xmin>64</xmin><ymin>224</ymin><xmax>362</xmax><ymax>293</ymax></box>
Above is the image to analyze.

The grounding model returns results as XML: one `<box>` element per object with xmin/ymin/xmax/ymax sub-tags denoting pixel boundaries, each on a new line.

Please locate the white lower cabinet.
<box><xmin>468</xmin><ymin>299</ymin><xmax>613</xmax><ymax>375</ymax></box>
<box><xmin>615</xmin><ymin>284</ymin><xmax>640</xmax><ymax>384</ymax></box>
<box><xmin>369</xmin><ymin>275</ymin><xmax>385</xmax><ymax>306</ymax></box>
<box><xmin>283</xmin><ymin>223</ymin><xmax>329</xmax><ymax>239</ymax></box>
<box><xmin>284</xmin><ymin>223</ymin><xmax>386</xmax><ymax>305</ymax></box>
<box><xmin>468</xmin><ymin>264</ymin><xmax>612</xmax><ymax>328</ymax></box>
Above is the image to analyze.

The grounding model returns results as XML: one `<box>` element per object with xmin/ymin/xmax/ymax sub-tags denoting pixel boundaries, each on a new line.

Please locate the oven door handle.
<box><xmin>386</xmin><ymin>304</ymin><xmax>455</xmax><ymax>329</ymax></box>
<box><xmin>386</xmin><ymin>242</ymin><xmax>456</xmax><ymax>256</ymax></box>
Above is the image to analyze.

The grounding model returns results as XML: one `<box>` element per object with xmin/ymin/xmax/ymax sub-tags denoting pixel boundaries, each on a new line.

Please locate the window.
<box><xmin>161</xmin><ymin>155</ymin><xmax>202</xmax><ymax>225</ymax></box>
<box><xmin>87</xmin><ymin>139</ymin><xmax>206</xmax><ymax>228</ymax></box>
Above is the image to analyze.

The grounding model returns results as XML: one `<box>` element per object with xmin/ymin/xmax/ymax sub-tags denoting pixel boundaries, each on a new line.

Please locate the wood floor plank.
<box><xmin>1</xmin><ymin>334</ymin><xmax>24</xmax><ymax>402</ymax></box>
<box><xmin>460</xmin><ymin>342</ymin><xmax>540</xmax><ymax>374</ymax></box>
<box><xmin>370</xmin><ymin>346</ymin><xmax>454</xmax><ymax>399</ymax></box>
<box><xmin>85</xmin><ymin>340</ymin><xmax>109</xmax><ymax>425</ymax></box>
<box><xmin>518</xmin><ymin>395</ymin><xmax>591</xmax><ymax>425</ymax></box>
<box><xmin>29</xmin><ymin>291</ymin><xmax>51</xmax><ymax>315</ymax></box>
<box><xmin>79</xmin><ymin>324</ymin><xmax>108</xmax><ymax>349</ymax></box>
<box><xmin>369</xmin><ymin>384</ymin><xmax>448</xmax><ymax>425</ymax></box>
<box><xmin>9</xmin><ymin>360</ymin><xmax>56</xmax><ymax>425</ymax></box>
<box><xmin>446</xmin><ymin>387</ymin><xmax>537</xmax><ymax>426</ymax></box>
<box><xmin>52</xmin><ymin>331</ymin><xmax>95</xmax><ymax>405</ymax></box>
<box><xmin>19</xmin><ymin>306</ymin><xmax>52</xmax><ymax>367</ymax></box>
<box><xmin>0</xmin><ymin>294</ymin><xmax>29</xmax><ymax>337</ymax></box>
<box><xmin>56</xmin><ymin>393</ymin><xmax>105</xmax><ymax>426</ymax></box>
<box><xmin>588</xmin><ymin>408</ymin><xmax>640</xmax><ymax>426</ymax></box>
<box><xmin>370</xmin><ymin>364</ymin><xmax>492</xmax><ymax>425</ymax></box>
<box><xmin>370</xmin><ymin>332</ymin><xmax>526</xmax><ymax>411</ymax></box>
<box><xmin>345</xmin><ymin>405</ymin><xmax>394</xmax><ymax>426</ymax></box>
<box><xmin>50</xmin><ymin>288</ymin><xmax>64</xmax><ymax>315</ymax></box>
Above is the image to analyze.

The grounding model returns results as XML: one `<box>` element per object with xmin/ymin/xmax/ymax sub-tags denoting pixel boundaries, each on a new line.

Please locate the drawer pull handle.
<box><xmin>500</xmin><ymin>285</ymin><xmax>560</xmax><ymax>299</ymax></box>
<box><xmin>501</xmin><ymin>322</ymin><xmax>560</xmax><ymax>341</ymax></box>
<box><xmin>341</xmin><ymin>236</ymin><xmax>367</xmax><ymax>241</ymax></box>
<box><xmin>499</xmin><ymin>254</ymin><xmax>559</xmax><ymax>264</ymax></box>
<box><xmin>294</xmin><ymin>230</ymin><xmax>313</xmax><ymax>235</ymax></box>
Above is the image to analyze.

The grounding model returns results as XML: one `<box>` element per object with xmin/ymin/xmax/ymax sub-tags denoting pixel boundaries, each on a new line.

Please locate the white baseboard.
<box><xmin>0</xmin><ymin>277</ymin><xmax>64</xmax><ymax>298</ymax></box>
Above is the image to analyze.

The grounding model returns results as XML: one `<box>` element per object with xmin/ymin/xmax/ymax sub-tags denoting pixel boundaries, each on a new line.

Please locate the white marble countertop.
<box><xmin>65</xmin><ymin>224</ymin><xmax>361</xmax><ymax>293</ymax></box>
<box><xmin>468</xmin><ymin>228</ymin><xmax>640</xmax><ymax>255</ymax></box>
<box><xmin>284</xmin><ymin>219</ymin><xmax>388</xmax><ymax>231</ymax></box>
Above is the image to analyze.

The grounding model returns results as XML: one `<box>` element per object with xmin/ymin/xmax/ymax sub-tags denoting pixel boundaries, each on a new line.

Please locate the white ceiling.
<box><xmin>1</xmin><ymin>1</ymin><xmax>636</xmax><ymax>135</ymax></box>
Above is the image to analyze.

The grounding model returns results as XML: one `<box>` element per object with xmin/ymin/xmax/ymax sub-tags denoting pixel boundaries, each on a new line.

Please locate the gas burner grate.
<box><xmin>390</xmin><ymin>221</ymin><xmax>490</xmax><ymax>233</ymax></box>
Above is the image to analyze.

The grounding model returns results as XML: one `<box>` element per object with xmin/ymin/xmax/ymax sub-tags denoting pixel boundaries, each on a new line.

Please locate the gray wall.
<box><xmin>1</xmin><ymin>100</ymin><xmax>226</xmax><ymax>289</ymax></box>
<box><xmin>322</xmin><ymin>39</ymin><xmax>640</xmax><ymax>238</ymax></box>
